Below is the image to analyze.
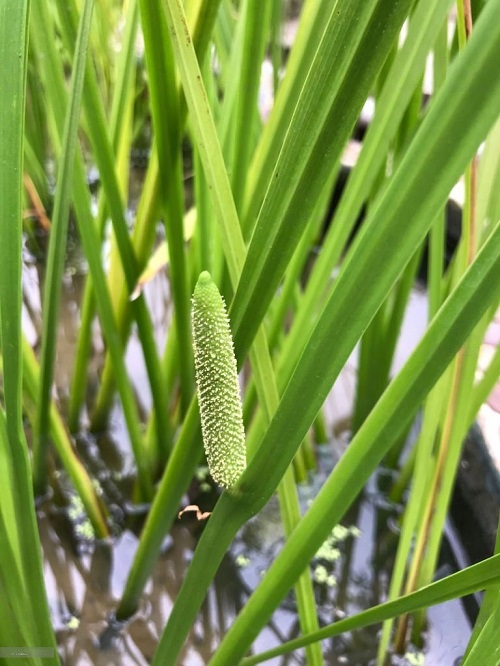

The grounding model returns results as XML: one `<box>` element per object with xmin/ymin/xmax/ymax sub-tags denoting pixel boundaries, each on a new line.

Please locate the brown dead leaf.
<box><xmin>178</xmin><ymin>504</ymin><xmax>212</xmax><ymax>521</ymax></box>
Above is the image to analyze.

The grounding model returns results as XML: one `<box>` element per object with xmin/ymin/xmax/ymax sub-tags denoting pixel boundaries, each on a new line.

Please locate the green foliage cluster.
<box><xmin>1</xmin><ymin>0</ymin><xmax>500</xmax><ymax>664</ymax></box>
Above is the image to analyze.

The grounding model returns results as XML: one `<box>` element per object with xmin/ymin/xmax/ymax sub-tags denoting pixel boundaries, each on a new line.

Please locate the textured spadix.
<box><xmin>191</xmin><ymin>271</ymin><xmax>246</xmax><ymax>489</ymax></box>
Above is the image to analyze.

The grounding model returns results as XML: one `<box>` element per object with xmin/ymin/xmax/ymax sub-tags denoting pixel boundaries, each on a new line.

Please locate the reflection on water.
<box><xmin>38</xmin><ymin>441</ymin><xmax>472</xmax><ymax>665</ymax></box>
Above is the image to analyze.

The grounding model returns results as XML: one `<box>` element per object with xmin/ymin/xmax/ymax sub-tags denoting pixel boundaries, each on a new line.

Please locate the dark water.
<box><xmin>37</xmin><ymin>436</ymin><xmax>473</xmax><ymax>665</ymax></box>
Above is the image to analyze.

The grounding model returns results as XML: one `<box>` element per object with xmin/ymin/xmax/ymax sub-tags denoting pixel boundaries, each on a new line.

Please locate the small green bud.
<box><xmin>191</xmin><ymin>271</ymin><xmax>246</xmax><ymax>489</ymax></box>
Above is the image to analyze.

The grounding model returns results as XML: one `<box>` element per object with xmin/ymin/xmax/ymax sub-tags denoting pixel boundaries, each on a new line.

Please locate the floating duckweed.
<box><xmin>195</xmin><ymin>466</ymin><xmax>210</xmax><ymax>482</ymax></box>
<box><xmin>315</xmin><ymin>541</ymin><xmax>341</xmax><ymax>562</ymax></box>
<box><xmin>66</xmin><ymin>616</ymin><xmax>80</xmax><ymax>630</ymax></box>
<box><xmin>75</xmin><ymin>520</ymin><xmax>95</xmax><ymax>540</ymax></box>
<box><xmin>331</xmin><ymin>524</ymin><xmax>349</xmax><ymax>541</ymax></box>
<box><xmin>313</xmin><ymin>564</ymin><xmax>328</xmax><ymax>584</ymax></box>
<box><xmin>191</xmin><ymin>271</ymin><xmax>246</xmax><ymax>490</ymax></box>
<box><xmin>67</xmin><ymin>495</ymin><xmax>95</xmax><ymax>540</ymax></box>
<box><xmin>405</xmin><ymin>651</ymin><xmax>425</xmax><ymax>666</ymax></box>
<box><xmin>313</xmin><ymin>564</ymin><xmax>336</xmax><ymax>587</ymax></box>
<box><xmin>67</xmin><ymin>495</ymin><xmax>85</xmax><ymax>522</ymax></box>
<box><xmin>235</xmin><ymin>554</ymin><xmax>251</xmax><ymax>568</ymax></box>
<box><xmin>326</xmin><ymin>574</ymin><xmax>336</xmax><ymax>587</ymax></box>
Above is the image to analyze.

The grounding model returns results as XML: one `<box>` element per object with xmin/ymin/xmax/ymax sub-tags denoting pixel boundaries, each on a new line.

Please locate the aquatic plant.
<box><xmin>1</xmin><ymin>0</ymin><xmax>500</xmax><ymax>664</ymax></box>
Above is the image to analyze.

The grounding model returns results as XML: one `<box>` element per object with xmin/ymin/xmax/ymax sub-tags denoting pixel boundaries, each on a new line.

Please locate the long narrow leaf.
<box><xmin>242</xmin><ymin>552</ymin><xmax>500</xmax><ymax>664</ymax></box>
<box><xmin>33</xmin><ymin>0</ymin><xmax>94</xmax><ymax>492</ymax></box>
<box><xmin>138</xmin><ymin>0</ymin><xmax>192</xmax><ymax>412</ymax></box>
<box><xmin>56</xmin><ymin>1</ymin><xmax>168</xmax><ymax>453</ymax></box>
<box><xmin>293</xmin><ymin>0</ymin><xmax>452</xmax><ymax>354</ymax></box>
<box><xmin>29</xmin><ymin>0</ymin><xmax>151</xmax><ymax>497</ymax></box>
<box><xmin>231</xmin><ymin>0</ymin><xmax>414</xmax><ymax>362</ymax></box>
<box><xmin>68</xmin><ymin>0</ymin><xmax>139</xmax><ymax>430</ymax></box>
<box><xmin>0</xmin><ymin>0</ymin><xmax>57</xmax><ymax>654</ymax></box>
<box><xmin>242</xmin><ymin>0</ymin><xmax>341</xmax><ymax>234</ymax></box>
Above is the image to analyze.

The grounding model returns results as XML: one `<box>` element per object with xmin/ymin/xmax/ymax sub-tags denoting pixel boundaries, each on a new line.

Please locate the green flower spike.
<box><xmin>191</xmin><ymin>271</ymin><xmax>247</xmax><ymax>490</ymax></box>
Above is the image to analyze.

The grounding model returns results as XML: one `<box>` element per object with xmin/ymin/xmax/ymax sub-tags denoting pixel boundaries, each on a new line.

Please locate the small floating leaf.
<box><xmin>191</xmin><ymin>271</ymin><xmax>246</xmax><ymax>489</ymax></box>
